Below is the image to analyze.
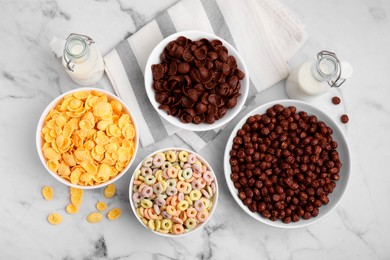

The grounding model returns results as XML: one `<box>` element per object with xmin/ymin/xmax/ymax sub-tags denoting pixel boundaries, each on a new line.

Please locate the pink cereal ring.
<box><xmin>194</xmin><ymin>200</ymin><xmax>205</xmax><ymax>212</ymax></box>
<box><xmin>211</xmin><ymin>182</ymin><xmax>216</xmax><ymax>194</ymax></box>
<box><xmin>206</xmin><ymin>179</ymin><xmax>213</xmax><ymax>186</ymax></box>
<box><xmin>199</xmin><ymin>178</ymin><xmax>207</xmax><ymax>188</ymax></box>
<box><xmin>141</xmin><ymin>186</ymin><xmax>153</xmax><ymax>198</ymax></box>
<box><xmin>172</xmin><ymin>217</ymin><xmax>183</xmax><ymax>225</ymax></box>
<box><xmin>178</xmin><ymin>192</ymin><xmax>184</xmax><ymax>202</ymax></box>
<box><xmin>201</xmin><ymin>189</ymin><xmax>211</xmax><ymax>199</ymax></box>
<box><xmin>203</xmin><ymin>171</ymin><xmax>214</xmax><ymax>182</ymax></box>
<box><xmin>155</xmin><ymin>198</ymin><xmax>166</xmax><ymax>207</ymax></box>
<box><xmin>133</xmin><ymin>192</ymin><xmax>141</xmax><ymax>203</ymax></box>
<box><xmin>192</xmin><ymin>164</ymin><xmax>202</xmax><ymax>174</ymax></box>
<box><xmin>167</xmin><ymin>166</ymin><xmax>178</xmax><ymax>178</ymax></box>
<box><xmin>162</xmin><ymin>169</ymin><xmax>169</xmax><ymax>179</ymax></box>
<box><xmin>153</xmin><ymin>154</ymin><xmax>165</xmax><ymax>167</ymax></box>
<box><xmin>153</xmin><ymin>204</ymin><xmax>161</xmax><ymax>215</ymax></box>
<box><xmin>183</xmin><ymin>163</ymin><xmax>192</xmax><ymax>169</ymax></box>
<box><xmin>139</xmin><ymin>183</ymin><xmax>148</xmax><ymax>193</ymax></box>
<box><xmin>187</xmin><ymin>154</ymin><xmax>197</xmax><ymax>164</ymax></box>
<box><xmin>191</xmin><ymin>180</ymin><xmax>201</xmax><ymax>190</ymax></box>
<box><xmin>161</xmin><ymin>211</ymin><xmax>171</xmax><ymax>219</ymax></box>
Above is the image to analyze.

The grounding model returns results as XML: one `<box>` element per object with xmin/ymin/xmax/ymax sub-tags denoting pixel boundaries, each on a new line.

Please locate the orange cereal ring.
<box><xmin>134</xmin><ymin>180</ymin><xmax>143</xmax><ymax>185</ymax></box>
<box><xmin>186</xmin><ymin>207</ymin><xmax>197</xmax><ymax>218</ymax></box>
<box><xmin>149</xmin><ymin>208</ymin><xmax>158</xmax><ymax>220</ymax></box>
<box><xmin>172</xmin><ymin>224</ymin><xmax>184</xmax><ymax>235</ymax></box>
<box><xmin>171</xmin><ymin>196</ymin><xmax>178</xmax><ymax>207</ymax></box>
<box><xmin>143</xmin><ymin>208</ymin><xmax>151</xmax><ymax>220</ymax></box>
<box><xmin>199</xmin><ymin>178</ymin><xmax>206</xmax><ymax>188</ymax></box>
<box><xmin>197</xmin><ymin>211</ymin><xmax>208</xmax><ymax>222</ymax></box>
<box><xmin>139</xmin><ymin>207</ymin><xmax>145</xmax><ymax>217</ymax></box>
<box><xmin>176</xmin><ymin>181</ymin><xmax>187</xmax><ymax>193</ymax></box>
<box><xmin>139</xmin><ymin>183</ymin><xmax>148</xmax><ymax>193</ymax></box>
<box><xmin>167</xmin><ymin>166</ymin><xmax>178</xmax><ymax>178</ymax></box>
<box><xmin>172</xmin><ymin>216</ymin><xmax>183</xmax><ymax>225</ymax></box>
<box><xmin>166</xmin><ymin>196</ymin><xmax>172</xmax><ymax>205</ymax></box>
<box><xmin>192</xmin><ymin>171</ymin><xmax>202</xmax><ymax>178</ymax></box>
<box><xmin>185</xmin><ymin>176</ymin><xmax>195</xmax><ymax>183</ymax></box>
<box><xmin>179</xmin><ymin>211</ymin><xmax>188</xmax><ymax>221</ymax></box>
<box><xmin>166</xmin><ymin>205</ymin><xmax>177</xmax><ymax>216</ymax></box>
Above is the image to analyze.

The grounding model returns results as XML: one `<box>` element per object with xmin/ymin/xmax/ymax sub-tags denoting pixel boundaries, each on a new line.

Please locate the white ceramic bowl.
<box><xmin>36</xmin><ymin>87</ymin><xmax>139</xmax><ymax>189</ymax></box>
<box><xmin>144</xmin><ymin>30</ymin><xmax>249</xmax><ymax>132</ymax></box>
<box><xmin>129</xmin><ymin>147</ymin><xmax>219</xmax><ymax>237</ymax></box>
<box><xmin>223</xmin><ymin>100</ymin><xmax>351</xmax><ymax>228</ymax></box>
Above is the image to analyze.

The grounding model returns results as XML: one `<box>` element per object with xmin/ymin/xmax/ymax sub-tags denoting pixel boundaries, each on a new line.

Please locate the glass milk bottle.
<box><xmin>285</xmin><ymin>50</ymin><xmax>352</xmax><ymax>100</ymax></box>
<box><xmin>50</xmin><ymin>33</ymin><xmax>104</xmax><ymax>86</ymax></box>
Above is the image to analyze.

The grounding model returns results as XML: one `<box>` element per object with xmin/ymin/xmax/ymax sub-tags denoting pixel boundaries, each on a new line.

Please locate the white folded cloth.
<box><xmin>104</xmin><ymin>0</ymin><xmax>307</xmax><ymax>151</ymax></box>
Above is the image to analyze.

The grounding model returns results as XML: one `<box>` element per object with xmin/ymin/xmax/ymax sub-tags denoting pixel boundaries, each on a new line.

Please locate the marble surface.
<box><xmin>1</xmin><ymin>0</ymin><xmax>390</xmax><ymax>259</ymax></box>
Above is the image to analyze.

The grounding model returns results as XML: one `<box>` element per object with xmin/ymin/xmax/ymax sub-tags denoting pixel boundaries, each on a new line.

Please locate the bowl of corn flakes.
<box><xmin>129</xmin><ymin>147</ymin><xmax>218</xmax><ymax>237</ymax></box>
<box><xmin>36</xmin><ymin>88</ymin><xmax>138</xmax><ymax>189</ymax></box>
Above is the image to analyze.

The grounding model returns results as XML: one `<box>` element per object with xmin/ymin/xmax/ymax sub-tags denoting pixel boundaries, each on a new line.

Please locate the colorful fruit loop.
<box><xmin>132</xmin><ymin>150</ymin><xmax>217</xmax><ymax>235</ymax></box>
<box><xmin>40</xmin><ymin>90</ymin><xmax>136</xmax><ymax>186</ymax></box>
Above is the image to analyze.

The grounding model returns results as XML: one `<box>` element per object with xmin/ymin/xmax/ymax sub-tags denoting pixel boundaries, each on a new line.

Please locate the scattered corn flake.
<box><xmin>66</xmin><ymin>204</ymin><xmax>78</xmax><ymax>214</ymax></box>
<box><xmin>87</xmin><ymin>212</ymin><xmax>103</xmax><ymax>223</ymax></box>
<box><xmin>96</xmin><ymin>201</ymin><xmax>107</xmax><ymax>211</ymax></box>
<box><xmin>104</xmin><ymin>184</ymin><xmax>116</xmax><ymax>198</ymax></box>
<box><xmin>107</xmin><ymin>207</ymin><xmax>121</xmax><ymax>221</ymax></box>
<box><xmin>47</xmin><ymin>213</ymin><xmax>63</xmax><ymax>225</ymax></box>
<box><xmin>42</xmin><ymin>186</ymin><xmax>54</xmax><ymax>201</ymax></box>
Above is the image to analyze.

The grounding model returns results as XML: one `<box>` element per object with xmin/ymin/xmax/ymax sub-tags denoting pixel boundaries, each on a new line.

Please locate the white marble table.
<box><xmin>1</xmin><ymin>0</ymin><xmax>389</xmax><ymax>259</ymax></box>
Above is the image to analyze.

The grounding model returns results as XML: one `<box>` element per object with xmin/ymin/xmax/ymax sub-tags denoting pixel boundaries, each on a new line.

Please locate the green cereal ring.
<box><xmin>185</xmin><ymin>218</ymin><xmax>197</xmax><ymax>229</ymax></box>
<box><xmin>183</xmin><ymin>168</ymin><xmax>193</xmax><ymax>179</ymax></box>
<box><xmin>141</xmin><ymin>199</ymin><xmax>153</xmax><ymax>208</ymax></box>
<box><xmin>161</xmin><ymin>219</ymin><xmax>172</xmax><ymax>230</ymax></box>
<box><xmin>144</xmin><ymin>174</ymin><xmax>156</xmax><ymax>185</ymax></box>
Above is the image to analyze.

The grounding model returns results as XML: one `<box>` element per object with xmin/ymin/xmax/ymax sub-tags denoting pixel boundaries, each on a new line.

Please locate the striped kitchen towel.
<box><xmin>104</xmin><ymin>0</ymin><xmax>307</xmax><ymax>151</ymax></box>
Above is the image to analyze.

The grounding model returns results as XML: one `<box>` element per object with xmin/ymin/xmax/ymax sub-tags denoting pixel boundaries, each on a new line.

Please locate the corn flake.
<box><xmin>104</xmin><ymin>184</ymin><xmax>116</xmax><ymax>198</ymax></box>
<box><xmin>107</xmin><ymin>207</ymin><xmax>122</xmax><ymax>220</ymax></box>
<box><xmin>96</xmin><ymin>201</ymin><xmax>107</xmax><ymax>211</ymax></box>
<box><xmin>47</xmin><ymin>213</ymin><xmax>63</xmax><ymax>225</ymax></box>
<box><xmin>66</xmin><ymin>204</ymin><xmax>78</xmax><ymax>214</ymax></box>
<box><xmin>42</xmin><ymin>186</ymin><xmax>54</xmax><ymax>201</ymax></box>
<box><xmin>87</xmin><ymin>212</ymin><xmax>103</xmax><ymax>223</ymax></box>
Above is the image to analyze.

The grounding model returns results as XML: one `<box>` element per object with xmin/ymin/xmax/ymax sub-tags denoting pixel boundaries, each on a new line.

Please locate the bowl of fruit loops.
<box><xmin>36</xmin><ymin>88</ymin><xmax>138</xmax><ymax>189</ymax></box>
<box><xmin>129</xmin><ymin>148</ymin><xmax>218</xmax><ymax>236</ymax></box>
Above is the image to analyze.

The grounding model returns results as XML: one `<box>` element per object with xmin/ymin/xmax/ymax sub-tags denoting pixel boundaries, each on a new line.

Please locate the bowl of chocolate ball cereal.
<box><xmin>224</xmin><ymin>100</ymin><xmax>351</xmax><ymax>228</ymax></box>
<box><xmin>144</xmin><ymin>30</ymin><xmax>249</xmax><ymax>132</ymax></box>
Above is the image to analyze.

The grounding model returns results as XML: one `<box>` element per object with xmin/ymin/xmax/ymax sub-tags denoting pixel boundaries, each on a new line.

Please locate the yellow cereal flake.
<box><xmin>47</xmin><ymin>213</ymin><xmax>63</xmax><ymax>225</ymax></box>
<box><xmin>104</xmin><ymin>184</ymin><xmax>116</xmax><ymax>198</ymax></box>
<box><xmin>42</xmin><ymin>186</ymin><xmax>54</xmax><ymax>201</ymax></box>
<box><xmin>70</xmin><ymin>187</ymin><xmax>83</xmax><ymax>206</ymax></box>
<box><xmin>107</xmin><ymin>207</ymin><xmax>121</xmax><ymax>220</ymax></box>
<box><xmin>40</xmin><ymin>90</ymin><xmax>136</xmax><ymax>186</ymax></box>
<box><xmin>96</xmin><ymin>201</ymin><xmax>107</xmax><ymax>211</ymax></box>
<box><xmin>87</xmin><ymin>212</ymin><xmax>103</xmax><ymax>223</ymax></box>
<box><xmin>66</xmin><ymin>204</ymin><xmax>79</xmax><ymax>214</ymax></box>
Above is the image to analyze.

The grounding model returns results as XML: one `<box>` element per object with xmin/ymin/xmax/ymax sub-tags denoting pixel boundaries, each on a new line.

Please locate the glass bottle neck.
<box><xmin>64</xmin><ymin>36</ymin><xmax>90</xmax><ymax>64</ymax></box>
<box><xmin>311</xmin><ymin>55</ymin><xmax>338</xmax><ymax>82</ymax></box>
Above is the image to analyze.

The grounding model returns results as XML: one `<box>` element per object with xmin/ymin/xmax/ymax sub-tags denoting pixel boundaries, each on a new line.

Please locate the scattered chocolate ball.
<box><xmin>340</xmin><ymin>114</ymin><xmax>349</xmax><ymax>124</ymax></box>
<box><xmin>332</xmin><ymin>96</ymin><xmax>341</xmax><ymax>105</ymax></box>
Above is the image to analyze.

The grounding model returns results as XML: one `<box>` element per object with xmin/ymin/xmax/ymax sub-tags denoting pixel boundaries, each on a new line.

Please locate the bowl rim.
<box><xmin>144</xmin><ymin>30</ymin><xmax>249</xmax><ymax>132</ymax></box>
<box><xmin>223</xmin><ymin>99</ymin><xmax>351</xmax><ymax>228</ymax></box>
<box><xmin>128</xmin><ymin>147</ymin><xmax>219</xmax><ymax>237</ymax></box>
<box><xmin>36</xmin><ymin>87</ymin><xmax>139</xmax><ymax>189</ymax></box>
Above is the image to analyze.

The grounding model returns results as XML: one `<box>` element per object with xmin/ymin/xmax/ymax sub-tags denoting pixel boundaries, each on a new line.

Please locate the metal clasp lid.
<box><xmin>60</xmin><ymin>33</ymin><xmax>95</xmax><ymax>72</ymax></box>
<box><xmin>316</xmin><ymin>50</ymin><xmax>346</xmax><ymax>88</ymax></box>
